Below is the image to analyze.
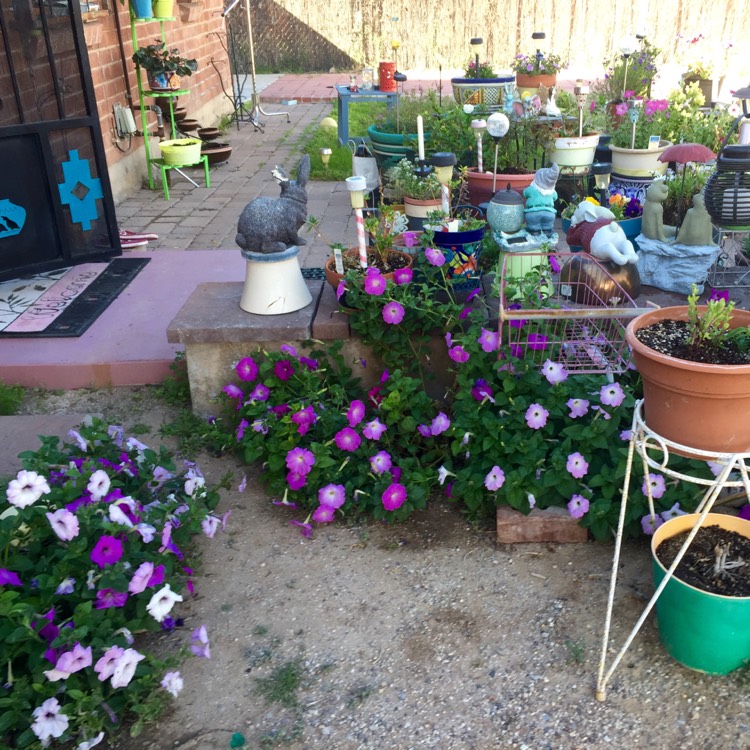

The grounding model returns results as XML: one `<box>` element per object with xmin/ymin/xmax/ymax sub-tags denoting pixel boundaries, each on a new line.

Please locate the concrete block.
<box><xmin>312</xmin><ymin>282</ymin><xmax>350</xmax><ymax>339</ymax></box>
<box><xmin>496</xmin><ymin>505</ymin><xmax>588</xmax><ymax>544</ymax></box>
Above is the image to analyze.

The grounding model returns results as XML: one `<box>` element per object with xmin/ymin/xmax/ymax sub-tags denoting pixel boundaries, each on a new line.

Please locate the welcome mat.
<box><xmin>0</xmin><ymin>257</ymin><xmax>150</xmax><ymax>338</ymax></box>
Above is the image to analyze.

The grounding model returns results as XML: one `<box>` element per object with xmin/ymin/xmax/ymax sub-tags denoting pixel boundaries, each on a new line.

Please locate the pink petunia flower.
<box><xmin>334</xmin><ymin>427</ymin><xmax>361</xmax><ymax>452</ymax></box>
<box><xmin>541</xmin><ymin>359</ymin><xmax>568</xmax><ymax>385</ymax></box>
<box><xmin>424</xmin><ymin>247</ymin><xmax>445</xmax><ymax>266</ymax></box>
<box><xmin>383</xmin><ymin>301</ymin><xmax>406</xmax><ymax>324</ymax></box>
<box><xmin>566</xmin><ymin>398</ymin><xmax>589</xmax><ymax>418</ymax></box>
<box><xmin>525</xmin><ymin>403</ymin><xmax>549</xmax><ymax>430</ymax></box>
<box><xmin>430</xmin><ymin>412</ymin><xmax>451</xmax><ymax>435</ymax></box>
<box><xmin>382</xmin><ymin>482</ymin><xmax>407</xmax><ymax>511</ymax></box>
<box><xmin>364</xmin><ymin>269</ymin><xmax>387</xmax><ymax>295</ymax></box>
<box><xmin>369</xmin><ymin>450</ymin><xmax>392</xmax><ymax>475</ymax></box>
<box><xmin>347</xmin><ymin>399</ymin><xmax>366</xmax><ymax>427</ymax></box>
<box><xmin>363</xmin><ymin>419</ymin><xmax>387</xmax><ymax>440</ymax></box>
<box><xmin>286</xmin><ymin>447</ymin><xmax>315</xmax><ymax>475</ymax></box>
<box><xmin>484</xmin><ymin>466</ymin><xmax>505</xmax><ymax>491</ymax></box>
<box><xmin>566</xmin><ymin>452</ymin><xmax>589</xmax><ymax>479</ymax></box>
<box><xmin>313</xmin><ymin>505</ymin><xmax>336</xmax><ymax>523</ymax></box>
<box><xmin>318</xmin><ymin>483</ymin><xmax>346</xmax><ymax>509</ymax></box>
<box><xmin>448</xmin><ymin>345</ymin><xmax>470</xmax><ymax>363</ymax></box>
<box><xmin>567</xmin><ymin>494</ymin><xmax>590</xmax><ymax>519</ymax></box>
<box><xmin>291</xmin><ymin>405</ymin><xmax>317</xmax><ymax>436</ymax></box>
<box><xmin>477</xmin><ymin>328</ymin><xmax>499</xmax><ymax>353</ymax></box>
<box><xmin>393</xmin><ymin>267</ymin><xmax>413</xmax><ymax>285</ymax></box>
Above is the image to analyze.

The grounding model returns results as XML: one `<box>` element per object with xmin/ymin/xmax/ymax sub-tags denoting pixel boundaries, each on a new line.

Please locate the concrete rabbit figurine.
<box><xmin>235</xmin><ymin>155</ymin><xmax>310</xmax><ymax>254</ymax></box>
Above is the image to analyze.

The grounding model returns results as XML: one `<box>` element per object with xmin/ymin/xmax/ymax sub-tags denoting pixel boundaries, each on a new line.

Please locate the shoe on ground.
<box><xmin>119</xmin><ymin>228</ymin><xmax>159</xmax><ymax>241</ymax></box>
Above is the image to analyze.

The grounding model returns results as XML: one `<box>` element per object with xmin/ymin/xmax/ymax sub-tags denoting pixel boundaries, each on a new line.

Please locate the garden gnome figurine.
<box><xmin>675</xmin><ymin>193</ymin><xmax>716</xmax><ymax>246</ymax></box>
<box><xmin>523</xmin><ymin>163</ymin><xmax>560</xmax><ymax>235</ymax></box>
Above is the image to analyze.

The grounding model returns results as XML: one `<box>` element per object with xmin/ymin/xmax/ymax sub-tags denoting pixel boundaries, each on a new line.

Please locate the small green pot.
<box><xmin>652</xmin><ymin>513</ymin><xmax>750</xmax><ymax>675</ymax></box>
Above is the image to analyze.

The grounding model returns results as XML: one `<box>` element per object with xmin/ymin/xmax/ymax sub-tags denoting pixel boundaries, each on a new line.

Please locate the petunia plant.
<box><xmin>0</xmin><ymin>419</ymin><xmax>226</xmax><ymax>748</ymax></box>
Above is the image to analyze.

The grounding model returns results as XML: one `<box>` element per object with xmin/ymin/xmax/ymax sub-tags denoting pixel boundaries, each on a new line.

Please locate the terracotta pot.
<box><xmin>626</xmin><ymin>306</ymin><xmax>750</xmax><ymax>454</ymax></box>
<box><xmin>515</xmin><ymin>73</ymin><xmax>557</xmax><ymax>91</ymax></box>
<box><xmin>324</xmin><ymin>249</ymin><xmax>413</xmax><ymax>290</ymax></box>
<box><xmin>466</xmin><ymin>168</ymin><xmax>535</xmax><ymax>207</ymax></box>
<box><xmin>403</xmin><ymin>196</ymin><xmax>442</xmax><ymax>230</ymax></box>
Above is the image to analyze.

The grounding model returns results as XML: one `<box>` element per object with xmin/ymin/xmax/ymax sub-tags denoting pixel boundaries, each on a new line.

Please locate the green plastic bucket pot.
<box><xmin>652</xmin><ymin>513</ymin><xmax>750</xmax><ymax>674</ymax></box>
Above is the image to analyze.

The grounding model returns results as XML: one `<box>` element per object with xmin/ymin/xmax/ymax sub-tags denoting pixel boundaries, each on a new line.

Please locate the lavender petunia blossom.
<box><xmin>525</xmin><ymin>403</ymin><xmax>549</xmax><ymax>430</ymax></box>
<box><xmin>567</xmin><ymin>494</ymin><xmax>590</xmax><ymax>519</ymax></box>
<box><xmin>46</xmin><ymin>508</ymin><xmax>80</xmax><ymax>542</ymax></box>
<box><xmin>566</xmin><ymin>452</ymin><xmax>589</xmax><ymax>479</ymax></box>
<box><xmin>484</xmin><ymin>466</ymin><xmax>505</xmax><ymax>491</ymax></box>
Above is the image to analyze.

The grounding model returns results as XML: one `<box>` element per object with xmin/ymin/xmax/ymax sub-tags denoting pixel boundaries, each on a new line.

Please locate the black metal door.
<box><xmin>0</xmin><ymin>0</ymin><xmax>120</xmax><ymax>282</ymax></box>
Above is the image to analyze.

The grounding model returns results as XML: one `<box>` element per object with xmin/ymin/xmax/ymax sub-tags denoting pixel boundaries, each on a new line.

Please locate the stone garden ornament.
<box><xmin>235</xmin><ymin>156</ymin><xmax>313</xmax><ymax>315</ymax></box>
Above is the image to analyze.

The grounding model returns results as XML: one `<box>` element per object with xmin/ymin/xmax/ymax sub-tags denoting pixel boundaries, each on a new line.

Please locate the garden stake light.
<box><xmin>346</xmin><ymin>175</ymin><xmax>368</xmax><ymax>268</ymax></box>
<box><xmin>471</xmin><ymin>118</ymin><xmax>486</xmax><ymax>172</ymax></box>
<box><xmin>431</xmin><ymin>152</ymin><xmax>457</xmax><ymax>215</ymax></box>
<box><xmin>486</xmin><ymin>112</ymin><xmax>510</xmax><ymax>192</ymax></box>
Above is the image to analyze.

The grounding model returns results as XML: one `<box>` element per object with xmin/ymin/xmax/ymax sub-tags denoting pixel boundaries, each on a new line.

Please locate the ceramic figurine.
<box><xmin>513</xmin><ymin>91</ymin><xmax>542</xmax><ymax>118</ymax></box>
<box><xmin>523</xmin><ymin>163</ymin><xmax>560</xmax><ymax>235</ymax></box>
<box><xmin>565</xmin><ymin>203</ymin><xmax>638</xmax><ymax>266</ymax></box>
<box><xmin>544</xmin><ymin>86</ymin><xmax>561</xmax><ymax>117</ymax></box>
<box><xmin>675</xmin><ymin>193</ymin><xmax>716</xmax><ymax>246</ymax></box>
<box><xmin>502</xmin><ymin>81</ymin><xmax>516</xmax><ymax>115</ymax></box>
<box><xmin>641</xmin><ymin>180</ymin><xmax>676</xmax><ymax>242</ymax></box>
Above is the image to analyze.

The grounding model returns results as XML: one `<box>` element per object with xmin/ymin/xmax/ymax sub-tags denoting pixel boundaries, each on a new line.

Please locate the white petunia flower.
<box><xmin>6</xmin><ymin>470</ymin><xmax>50</xmax><ymax>509</ymax></box>
<box><xmin>161</xmin><ymin>670</ymin><xmax>184</xmax><ymax>698</ymax></box>
<box><xmin>146</xmin><ymin>584</ymin><xmax>183</xmax><ymax>623</ymax></box>
<box><xmin>31</xmin><ymin>697</ymin><xmax>69</xmax><ymax>744</ymax></box>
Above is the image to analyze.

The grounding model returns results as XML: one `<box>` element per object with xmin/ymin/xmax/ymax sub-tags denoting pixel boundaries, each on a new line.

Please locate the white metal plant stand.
<box><xmin>596</xmin><ymin>399</ymin><xmax>750</xmax><ymax>701</ymax></box>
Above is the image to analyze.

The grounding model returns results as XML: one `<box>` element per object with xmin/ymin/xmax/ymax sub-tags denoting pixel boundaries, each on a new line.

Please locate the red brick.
<box><xmin>496</xmin><ymin>506</ymin><xmax>588</xmax><ymax>544</ymax></box>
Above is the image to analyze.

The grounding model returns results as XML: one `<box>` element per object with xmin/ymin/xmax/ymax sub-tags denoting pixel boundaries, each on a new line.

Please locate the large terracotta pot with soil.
<box><xmin>626</xmin><ymin>306</ymin><xmax>750</xmax><ymax>454</ymax></box>
<box><xmin>652</xmin><ymin>513</ymin><xmax>750</xmax><ymax>674</ymax></box>
<box><xmin>465</xmin><ymin>169</ymin><xmax>535</xmax><ymax>206</ymax></box>
<box><xmin>324</xmin><ymin>248</ymin><xmax>413</xmax><ymax>290</ymax></box>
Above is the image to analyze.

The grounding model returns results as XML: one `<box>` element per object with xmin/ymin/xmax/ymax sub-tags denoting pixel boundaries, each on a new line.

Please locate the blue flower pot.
<box><xmin>130</xmin><ymin>0</ymin><xmax>153</xmax><ymax>18</ymax></box>
<box><xmin>432</xmin><ymin>226</ymin><xmax>486</xmax><ymax>289</ymax></box>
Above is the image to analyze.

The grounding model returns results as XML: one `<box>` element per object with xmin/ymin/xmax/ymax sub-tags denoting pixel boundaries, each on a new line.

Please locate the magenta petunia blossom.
<box><xmin>401</xmin><ymin>231</ymin><xmax>419</xmax><ymax>248</ymax></box>
<box><xmin>334</xmin><ymin>427</ymin><xmax>361</xmax><ymax>452</ymax></box>
<box><xmin>347</xmin><ymin>399</ymin><xmax>366</xmax><ymax>427</ymax></box>
<box><xmin>417</xmin><ymin>424</ymin><xmax>432</xmax><ymax>437</ymax></box>
<box><xmin>46</xmin><ymin>508</ymin><xmax>80</xmax><ymax>542</ymax></box>
<box><xmin>313</xmin><ymin>505</ymin><xmax>336</xmax><ymax>523</ymax></box>
<box><xmin>291</xmin><ymin>405</ymin><xmax>317</xmax><ymax>436</ymax></box>
<box><xmin>600</xmin><ymin>382</ymin><xmax>625</xmax><ymax>407</ymax></box>
<box><xmin>448</xmin><ymin>345</ymin><xmax>470</xmax><ymax>363</ymax></box>
<box><xmin>318</xmin><ymin>483</ymin><xmax>346</xmax><ymax>509</ymax></box>
<box><xmin>566</xmin><ymin>452</ymin><xmax>589</xmax><ymax>479</ymax></box>
<box><xmin>248</xmin><ymin>383</ymin><xmax>270</xmax><ymax>402</ymax></box>
<box><xmin>0</xmin><ymin>568</ymin><xmax>22</xmax><ymax>586</ymax></box>
<box><xmin>471</xmin><ymin>379</ymin><xmax>494</xmax><ymax>402</ymax></box>
<box><xmin>336</xmin><ymin>280</ymin><xmax>346</xmax><ymax>301</ymax></box>
<box><xmin>383</xmin><ymin>301</ymin><xmax>406</xmax><ymax>324</ymax></box>
<box><xmin>287</xmin><ymin>471</ymin><xmax>307</xmax><ymax>490</ymax></box>
<box><xmin>541</xmin><ymin>359</ymin><xmax>568</xmax><ymax>385</ymax></box>
<box><xmin>525</xmin><ymin>403</ymin><xmax>549</xmax><ymax>430</ymax></box>
<box><xmin>369</xmin><ymin>450</ymin><xmax>392</xmax><ymax>475</ymax></box>
<box><xmin>95</xmin><ymin>588</ymin><xmax>128</xmax><ymax>609</ymax></box>
<box><xmin>222</xmin><ymin>383</ymin><xmax>243</xmax><ymax>400</ymax></box>
<box><xmin>566</xmin><ymin>398</ymin><xmax>590</xmax><ymax>418</ymax></box>
<box><xmin>382</xmin><ymin>482</ymin><xmax>407</xmax><ymax>511</ymax></box>
<box><xmin>90</xmin><ymin>535</ymin><xmax>124</xmax><ymax>569</ymax></box>
<box><xmin>430</xmin><ymin>412</ymin><xmax>451</xmax><ymax>435</ymax></box>
<box><xmin>640</xmin><ymin>514</ymin><xmax>664</xmax><ymax>535</ymax></box>
<box><xmin>549</xmin><ymin>254</ymin><xmax>561</xmax><ymax>273</ymax></box>
<box><xmin>286</xmin><ymin>447</ymin><xmax>315</xmax><ymax>475</ymax></box>
<box><xmin>393</xmin><ymin>267</ymin><xmax>413</xmax><ymax>285</ymax></box>
<box><xmin>300</xmin><ymin>356</ymin><xmax>319</xmax><ymax>371</ymax></box>
<box><xmin>290</xmin><ymin>519</ymin><xmax>312</xmax><ymax>538</ymax></box>
<box><xmin>235</xmin><ymin>356</ymin><xmax>258</xmax><ymax>382</ymax></box>
<box><xmin>274</xmin><ymin>359</ymin><xmax>295</xmax><ymax>381</ymax></box>
<box><xmin>642</xmin><ymin>472</ymin><xmax>666</xmax><ymax>499</ymax></box>
<box><xmin>236</xmin><ymin>419</ymin><xmax>249</xmax><ymax>441</ymax></box>
<box><xmin>477</xmin><ymin>328</ymin><xmax>499</xmax><ymax>353</ymax></box>
<box><xmin>527</xmin><ymin>333</ymin><xmax>549</xmax><ymax>351</ymax></box>
<box><xmin>567</xmin><ymin>494</ymin><xmax>590</xmax><ymax>519</ymax></box>
<box><xmin>484</xmin><ymin>465</ymin><xmax>505</xmax><ymax>491</ymax></box>
<box><xmin>363</xmin><ymin>419</ymin><xmax>387</xmax><ymax>440</ymax></box>
<box><xmin>364</xmin><ymin>269</ymin><xmax>387</xmax><ymax>295</ymax></box>
<box><xmin>424</xmin><ymin>247</ymin><xmax>445</xmax><ymax>266</ymax></box>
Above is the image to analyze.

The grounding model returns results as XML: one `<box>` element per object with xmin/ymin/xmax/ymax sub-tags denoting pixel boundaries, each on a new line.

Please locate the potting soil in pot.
<box><xmin>636</xmin><ymin>320</ymin><xmax>750</xmax><ymax>365</ymax></box>
<box><xmin>656</xmin><ymin>524</ymin><xmax>750</xmax><ymax>596</ymax></box>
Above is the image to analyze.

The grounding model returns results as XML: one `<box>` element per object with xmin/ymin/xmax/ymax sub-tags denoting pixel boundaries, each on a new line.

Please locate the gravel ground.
<box><xmin>18</xmin><ymin>388</ymin><xmax>750</xmax><ymax>750</ymax></box>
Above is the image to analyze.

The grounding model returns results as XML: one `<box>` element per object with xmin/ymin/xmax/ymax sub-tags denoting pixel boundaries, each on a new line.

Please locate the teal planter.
<box><xmin>130</xmin><ymin>0</ymin><xmax>153</xmax><ymax>17</ymax></box>
<box><xmin>367</xmin><ymin>125</ymin><xmax>430</xmax><ymax>170</ymax></box>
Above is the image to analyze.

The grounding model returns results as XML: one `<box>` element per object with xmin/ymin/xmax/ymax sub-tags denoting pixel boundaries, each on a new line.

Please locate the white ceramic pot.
<box><xmin>609</xmin><ymin>141</ymin><xmax>672</xmax><ymax>177</ymax></box>
<box><xmin>548</xmin><ymin>133</ymin><xmax>600</xmax><ymax>174</ymax></box>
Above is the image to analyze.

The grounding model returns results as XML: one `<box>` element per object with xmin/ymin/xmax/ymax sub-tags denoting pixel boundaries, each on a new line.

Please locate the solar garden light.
<box><xmin>591</xmin><ymin>161</ymin><xmax>612</xmax><ymax>205</ymax></box>
<box><xmin>471</xmin><ymin>118</ymin><xmax>487</xmax><ymax>172</ymax></box>
<box><xmin>470</xmin><ymin>37</ymin><xmax>483</xmax><ymax>74</ymax></box>
<box><xmin>486</xmin><ymin>112</ymin><xmax>510</xmax><ymax>192</ymax></box>
<box><xmin>346</xmin><ymin>175</ymin><xmax>368</xmax><ymax>268</ymax></box>
<box><xmin>431</xmin><ymin>152</ymin><xmax>457</xmax><ymax>215</ymax></box>
<box><xmin>532</xmin><ymin>31</ymin><xmax>546</xmax><ymax>67</ymax></box>
<box><xmin>619</xmin><ymin>36</ymin><xmax>639</xmax><ymax>102</ymax></box>
<box><xmin>319</xmin><ymin>147</ymin><xmax>332</xmax><ymax>168</ymax></box>
<box><xmin>574</xmin><ymin>79</ymin><xmax>589</xmax><ymax>137</ymax></box>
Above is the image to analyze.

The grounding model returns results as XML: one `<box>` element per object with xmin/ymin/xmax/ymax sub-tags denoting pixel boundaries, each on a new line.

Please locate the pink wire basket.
<box><xmin>498</xmin><ymin>252</ymin><xmax>650</xmax><ymax>374</ymax></box>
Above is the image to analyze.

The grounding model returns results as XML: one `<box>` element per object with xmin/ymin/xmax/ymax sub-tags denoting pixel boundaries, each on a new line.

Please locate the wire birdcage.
<box><xmin>707</xmin><ymin>230</ymin><xmax>750</xmax><ymax>288</ymax></box>
<box><xmin>498</xmin><ymin>252</ymin><xmax>650</xmax><ymax>374</ymax></box>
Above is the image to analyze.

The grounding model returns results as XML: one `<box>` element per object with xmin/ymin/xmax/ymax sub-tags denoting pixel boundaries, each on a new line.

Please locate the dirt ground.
<box><xmin>19</xmin><ymin>387</ymin><xmax>750</xmax><ymax>750</ymax></box>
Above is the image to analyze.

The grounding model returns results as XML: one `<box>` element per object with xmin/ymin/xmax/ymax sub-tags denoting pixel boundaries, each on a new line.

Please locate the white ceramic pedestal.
<box><xmin>239</xmin><ymin>246</ymin><xmax>312</xmax><ymax>315</ymax></box>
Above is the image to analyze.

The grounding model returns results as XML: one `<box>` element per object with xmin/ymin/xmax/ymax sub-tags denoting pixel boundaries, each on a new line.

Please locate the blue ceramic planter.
<box><xmin>432</xmin><ymin>226</ymin><xmax>486</xmax><ymax>288</ymax></box>
<box><xmin>131</xmin><ymin>0</ymin><xmax>153</xmax><ymax>18</ymax></box>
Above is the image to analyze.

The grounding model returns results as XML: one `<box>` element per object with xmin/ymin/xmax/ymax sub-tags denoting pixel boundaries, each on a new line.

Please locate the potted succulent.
<box><xmin>132</xmin><ymin>41</ymin><xmax>198</xmax><ymax>92</ymax></box>
<box><xmin>652</xmin><ymin>512</ymin><xmax>750</xmax><ymax>674</ymax></box>
<box><xmin>451</xmin><ymin>57</ymin><xmax>515</xmax><ymax>111</ymax></box>
<box><xmin>625</xmin><ymin>285</ymin><xmax>750</xmax><ymax>454</ymax></box>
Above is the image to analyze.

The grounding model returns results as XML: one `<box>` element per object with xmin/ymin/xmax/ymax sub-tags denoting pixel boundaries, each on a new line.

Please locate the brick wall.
<box><xmin>83</xmin><ymin>0</ymin><xmax>232</xmax><ymax>202</ymax></box>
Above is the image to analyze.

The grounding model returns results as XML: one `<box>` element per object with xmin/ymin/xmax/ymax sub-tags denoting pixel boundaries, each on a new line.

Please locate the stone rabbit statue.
<box><xmin>235</xmin><ymin>155</ymin><xmax>310</xmax><ymax>254</ymax></box>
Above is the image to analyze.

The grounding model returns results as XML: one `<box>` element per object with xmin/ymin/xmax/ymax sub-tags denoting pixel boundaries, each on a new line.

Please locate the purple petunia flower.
<box><xmin>448</xmin><ymin>345</ymin><xmax>470</xmax><ymax>363</ymax></box>
<box><xmin>383</xmin><ymin>301</ymin><xmax>405</xmax><ymax>324</ymax></box>
<box><xmin>336</xmin><ymin>281</ymin><xmax>346</xmax><ymax>301</ymax></box>
<box><xmin>287</xmin><ymin>471</ymin><xmax>307</xmax><ymax>490</ymax></box>
<box><xmin>401</xmin><ymin>231</ymin><xmax>419</xmax><ymax>248</ymax></box>
<box><xmin>417</xmin><ymin>424</ymin><xmax>432</xmax><ymax>437</ymax></box>
<box><xmin>424</xmin><ymin>247</ymin><xmax>445</xmax><ymax>266</ymax></box>
<box><xmin>190</xmin><ymin>625</ymin><xmax>211</xmax><ymax>659</ymax></box>
<box><xmin>484</xmin><ymin>465</ymin><xmax>505</xmax><ymax>491</ymax></box>
<box><xmin>527</xmin><ymin>333</ymin><xmax>549</xmax><ymax>351</ymax></box>
<box><xmin>318</xmin><ymin>483</ymin><xmax>346</xmax><ymax>509</ymax></box>
<box><xmin>477</xmin><ymin>328</ymin><xmax>499</xmax><ymax>353</ymax></box>
<box><xmin>290</xmin><ymin>519</ymin><xmax>312</xmax><ymax>538</ymax></box>
<box><xmin>55</xmin><ymin>577</ymin><xmax>75</xmax><ymax>595</ymax></box>
<box><xmin>291</xmin><ymin>405</ymin><xmax>317</xmax><ymax>435</ymax></box>
<box><xmin>313</xmin><ymin>505</ymin><xmax>336</xmax><ymax>523</ymax></box>
<box><xmin>640</xmin><ymin>514</ymin><xmax>664</xmax><ymax>535</ymax></box>
<box><xmin>393</xmin><ymin>267</ymin><xmax>413</xmax><ymax>285</ymax></box>
<box><xmin>364</xmin><ymin>269</ymin><xmax>387</xmax><ymax>295</ymax></box>
<box><xmin>280</xmin><ymin>344</ymin><xmax>297</xmax><ymax>357</ymax></box>
<box><xmin>90</xmin><ymin>536</ymin><xmax>124</xmax><ymax>569</ymax></box>
<box><xmin>334</xmin><ymin>427</ymin><xmax>361</xmax><ymax>452</ymax></box>
<box><xmin>286</xmin><ymin>447</ymin><xmax>315</xmax><ymax>475</ymax></box>
<box><xmin>236</xmin><ymin>419</ymin><xmax>249</xmax><ymax>441</ymax></box>
<box><xmin>0</xmin><ymin>568</ymin><xmax>22</xmax><ymax>586</ymax></box>
<box><xmin>620</xmin><ymin>429</ymin><xmax>632</xmax><ymax>441</ymax></box>
<box><xmin>300</xmin><ymin>356</ymin><xmax>319</xmax><ymax>371</ymax></box>
<box><xmin>370</xmin><ymin>450</ymin><xmax>392</xmax><ymax>475</ymax></box>
<box><xmin>430</xmin><ymin>412</ymin><xmax>451</xmax><ymax>435</ymax></box>
<box><xmin>248</xmin><ymin>383</ymin><xmax>270</xmax><ymax>402</ymax></box>
<box><xmin>566</xmin><ymin>398</ymin><xmax>590</xmax><ymax>418</ymax></box>
<box><xmin>549</xmin><ymin>255</ymin><xmax>561</xmax><ymax>273</ymax></box>
<box><xmin>661</xmin><ymin>503</ymin><xmax>688</xmax><ymax>521</ymax></box>
<box><xmin>541</xmin><ymin>359</ymin><xmax>568</xmax><ymax>385</ymax></box>
<box><xmin>600</xmin><ymin>382</ymin><xmax>625</xmax><ymax>407</ymax></box>
<box><xmin>472</xmin><ymin>379</ymin><xmax>494</xmax><ymax>402</ymax></box>
<box><xmin>382</xmin><ymin>482</ymin><xmax>407</xmax><ymax>511</ymax></box>
<box><xmin>567</xmin><ymin>494</ymin><xmax>590</xmax><ymax>519</ymax></box>
<box><xmin>223</xmin><ymin>383</ymin><xmax>243</xmax><ymax>400</ymax></box>
<box><xmin>347</xmin><ymin>399</ymin><xmax>366</xmax><ymax>427</ymax></box>
<box><xmin>274</xmin><ymin>359</ymin><xmax>295</xmax><ymax>381</ymax></box>
<box><xmin>566</xmin><ymin>452</ymin><xmax>589</xmax><ymax>479</ymax></box>
<box><xmin>363</xmin><ymin>419</ymin><xmax>387</xmax><ymax>440</ymax></box>
<box><xmin>95</xmin><ymin>588</ymin><xmax>128</xmax><ymax>609</ymax></box>
<box><xmin>642</xmin><ymin>473</ymin><xmax>666</xmax><ymax>499</ymax></box>
<box><xmin>525</xmin><ymin>403</ymin><xmax>549</xmax><ymax>430</ymax></box>
<box><xmin>236</xmin><ymin>357</ymin><xmax>259</xmax><ymax>382</ymax></box>
<box><xmin>709</xmin><ymin>288</ymin><xmax>730</xmax><ymax>303</ymax></box>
